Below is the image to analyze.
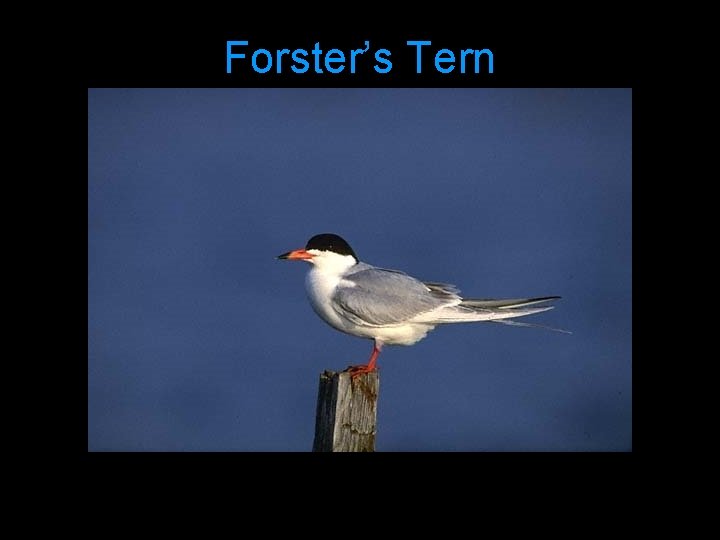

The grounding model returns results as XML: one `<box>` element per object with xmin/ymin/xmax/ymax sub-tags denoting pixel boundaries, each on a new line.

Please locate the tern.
<box><xmin>278</xmin><ymin>233</ymin><xmax>564</xmax><ymax>377</ymax></box>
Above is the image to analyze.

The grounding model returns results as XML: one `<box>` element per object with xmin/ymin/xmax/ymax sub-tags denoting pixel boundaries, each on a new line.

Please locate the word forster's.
<box><xmin>226</xmin><ymin>40</ymin><xmax>494</xmax><ymax>75</ymax></box>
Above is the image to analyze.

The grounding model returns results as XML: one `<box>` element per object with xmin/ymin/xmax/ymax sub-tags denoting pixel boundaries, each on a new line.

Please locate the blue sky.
<box><xmin>88</xmin><ymin>88</ymin><xmax>631</xmax><ymax>451</ymax></box>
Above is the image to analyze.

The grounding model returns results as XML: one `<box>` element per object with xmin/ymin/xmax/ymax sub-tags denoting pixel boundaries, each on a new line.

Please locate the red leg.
<box><xmin>346</xmin><ymin>343</ymin><xmax>382</xmax><ymax>378</ymax></box>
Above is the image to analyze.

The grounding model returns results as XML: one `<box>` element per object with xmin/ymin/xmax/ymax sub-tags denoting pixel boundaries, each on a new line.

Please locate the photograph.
<box><xmin>88</xmin><ymin>87</ymin><xmax>632</xmax><ymax>451</ymax></box>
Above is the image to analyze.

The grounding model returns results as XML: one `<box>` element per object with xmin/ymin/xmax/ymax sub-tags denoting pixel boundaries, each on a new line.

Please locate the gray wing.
<box><xmin>333</xmin><ymin>267</ymin><xmax>460</xmax><ymax>326</ymax></box>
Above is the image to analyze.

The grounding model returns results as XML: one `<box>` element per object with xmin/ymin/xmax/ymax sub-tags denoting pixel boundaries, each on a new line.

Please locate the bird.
<box><xmin>278</xmin><ymin>233</ymin><xmax>565</xmax><ymax>377</ymax></box>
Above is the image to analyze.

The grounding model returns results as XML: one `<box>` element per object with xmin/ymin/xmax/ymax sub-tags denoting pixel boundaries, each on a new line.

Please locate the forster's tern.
<box><xmin>278</xmin><ymin>233</ymin><xmax>563</xmax><ymax>377</ymax></box>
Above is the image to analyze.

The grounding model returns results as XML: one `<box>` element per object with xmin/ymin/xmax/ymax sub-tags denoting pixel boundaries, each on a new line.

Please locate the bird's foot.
<box><xmin>344</xmin><ymin>364</ymin><xmax>377</xmax><ymax>379</ymax></box>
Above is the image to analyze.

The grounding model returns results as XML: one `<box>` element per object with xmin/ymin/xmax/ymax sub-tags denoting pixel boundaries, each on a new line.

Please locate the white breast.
<box><xmin>305</xmin><ymin>267</ymin><xmax>348</xmax><ymax>332</ymax></box>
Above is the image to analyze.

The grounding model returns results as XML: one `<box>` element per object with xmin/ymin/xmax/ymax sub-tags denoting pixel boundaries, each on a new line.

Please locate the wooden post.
<box><xmin>312</xmin><ymin>370</ymin><xmax>379</xmax><ymax>452</ymax></box>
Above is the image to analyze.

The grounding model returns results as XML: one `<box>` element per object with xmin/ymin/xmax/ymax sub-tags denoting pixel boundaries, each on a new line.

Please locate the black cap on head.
<box><xmin>305</xmin><ymin>233</ymin><xmax>358</xmax><ymax>259</ymax></box>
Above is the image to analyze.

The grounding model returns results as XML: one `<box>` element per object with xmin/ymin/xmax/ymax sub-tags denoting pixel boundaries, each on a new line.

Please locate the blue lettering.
<box><xmin>226</xmin><ymin>40</ymin><xmax>248</xmax><ymax>74</ymax></box>
<box><xmin>311</xmin><ymin>42</ymin><xmax>323</xmax><ymax>73</ymax></box>
<box><xmin>460</xmin><ymin>49</ymin><xmax>473</xmax><ymax>73</ymax></box>
<box><xmin>374</xmin><ymin>49</ymin><xmax>392</xmax><ymax>73</ymax></box>
<box><xmin>460</xmin><ymin>48</ymin><xmax>494</xmax><ymax>73</ymax></box>
<box><xmin>350</xmin><ymin>41</ymin><xmax>370</xmax><ymax>73</ymax></box>
<box><xmin>476</xmin><ymin>48</ymin><xmax>494</xmax><ymax>73</ymax></box>
<box><xmin>252</xmin><ymin>49</ymin><xmax>273</xmax><ymax>74</ymax></box>
<box><xmin>406</xmin><ymin>40</ymin><xmax>431</xmax><ymax>73</ymax></box>
<box><xmin>291</xmin><ymin>49</ymin><xmax>309</xmax><ymax>73</ymax></box>
<box><xmin>276</xmin><ymin>49</ymin><xmax>290</xmax><ymax>73</ymax></box>
<box><xmin>325</xmin><ymin>49</ymin><xmax>345</xmax><ymax>73</ymax></box>
<box><xmin>434</xmin><ymin>49</ymin><xmax>455</xmax><ymax>73</ymax></box>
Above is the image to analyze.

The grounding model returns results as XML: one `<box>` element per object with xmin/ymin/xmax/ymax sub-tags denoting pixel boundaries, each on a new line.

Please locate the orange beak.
<box><xmin>277</xmin><ymin>248</ymin><xmax>315</xmax><ymax>260</ymax></box>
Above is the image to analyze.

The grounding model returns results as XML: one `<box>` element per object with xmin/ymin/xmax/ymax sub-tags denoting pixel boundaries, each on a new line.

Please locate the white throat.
<box><xmin>305</xmin><ymin>249</ymin><xmax>357</xmax><ymax>277</ymax></box>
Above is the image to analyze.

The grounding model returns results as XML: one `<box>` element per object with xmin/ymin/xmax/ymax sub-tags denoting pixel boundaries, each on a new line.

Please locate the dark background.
<box><xmin>88</xmin><ymin>31</ymin><xmax>627</xmax><ymax>87</ymax></box>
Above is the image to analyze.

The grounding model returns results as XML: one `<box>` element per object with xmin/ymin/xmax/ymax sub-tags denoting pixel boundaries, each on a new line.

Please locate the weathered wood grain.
<box><xmin>312</xmin><ymin>370</ymin><xmax>379</xmax><ymax>452</ymax></box>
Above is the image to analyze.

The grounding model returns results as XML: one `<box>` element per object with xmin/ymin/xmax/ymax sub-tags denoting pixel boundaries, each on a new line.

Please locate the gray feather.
<box><xmin>460</xmin><ymin>296</ymin><xmax>560</xmax><ymax>309</ymax></box>
<box><xmin>333</xmin><ymin>267</ymin><xmax>458</xmax><ymax>325</ymax></box>
<box><xmin>427</xmin><ymin>297</ymin><xmax>561</xmax><ymax>323</ymax></box>
<box><xmin>423</xmin><ymin>281</ymin><xmax>461</xmax><ymax>297</ymax></box>
<box><xmin>490</xmin><ymin>318</ymin><xmax>572</xmax><ymax>334</ymax></box>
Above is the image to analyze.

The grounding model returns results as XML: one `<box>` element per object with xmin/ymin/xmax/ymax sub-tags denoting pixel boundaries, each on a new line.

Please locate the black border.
<box><xmin>87</xmin><ymin>27</ymin><xmax>634</xmax><ymax>87</ymax></box>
